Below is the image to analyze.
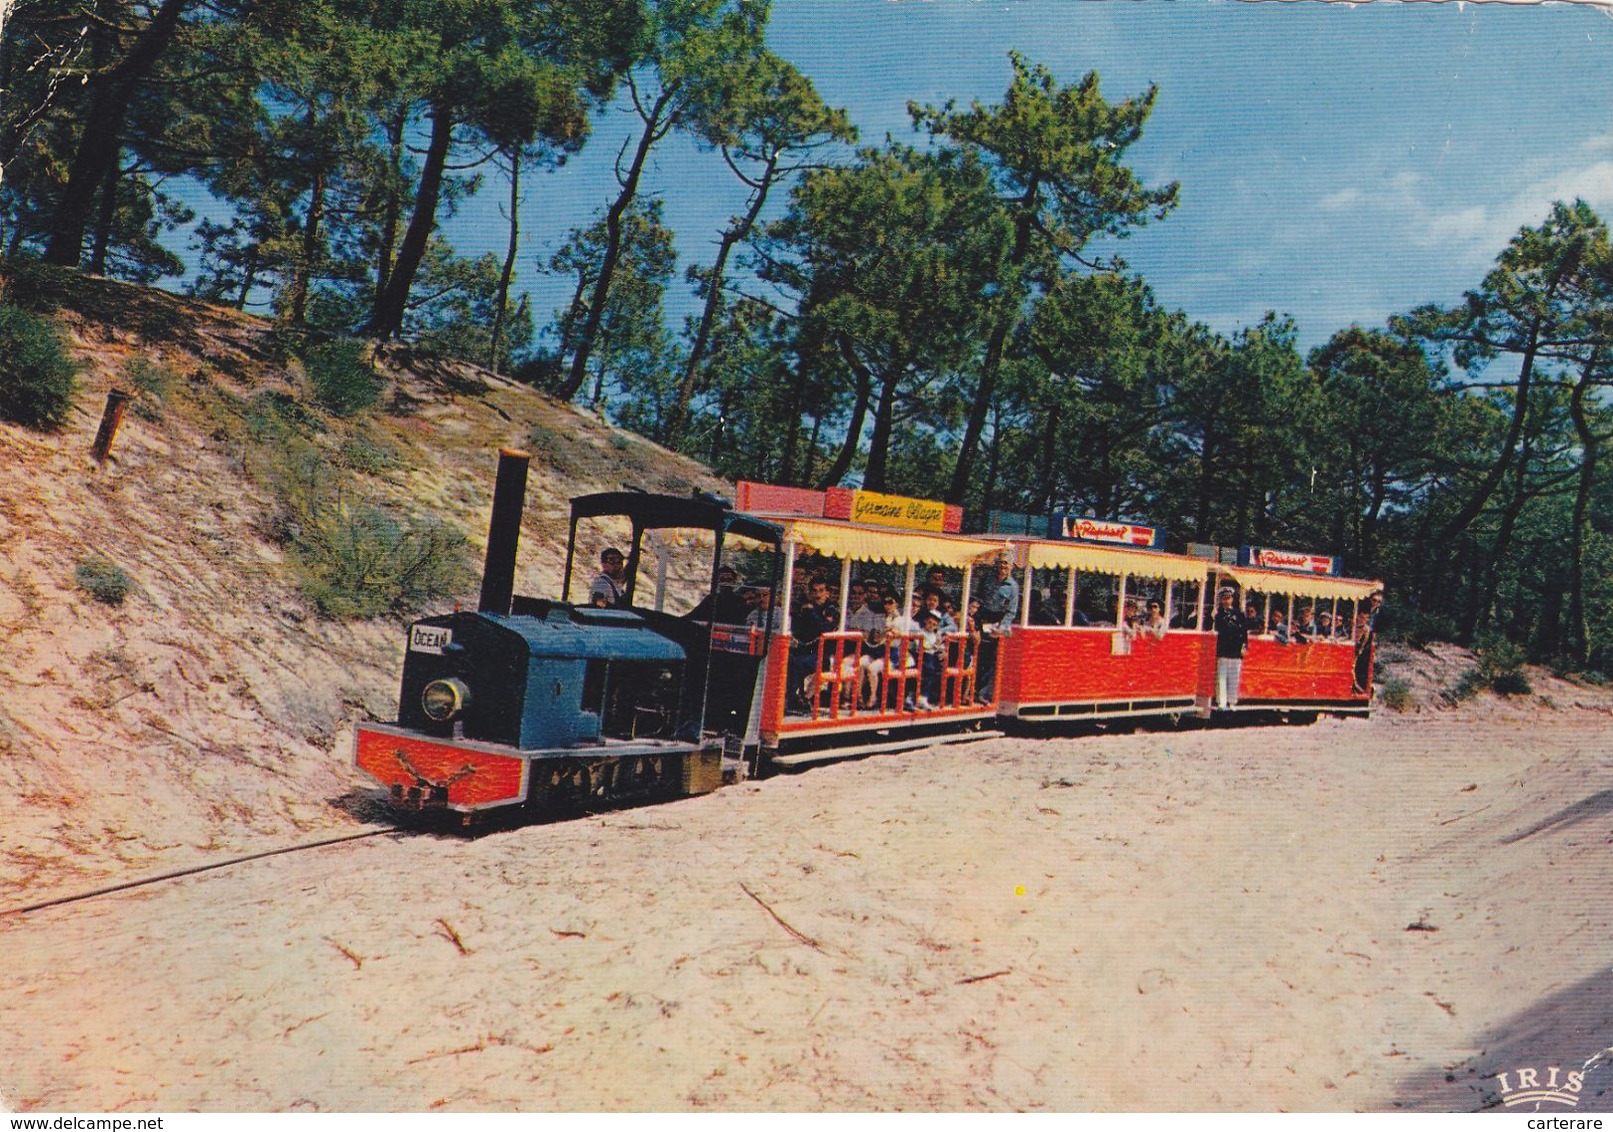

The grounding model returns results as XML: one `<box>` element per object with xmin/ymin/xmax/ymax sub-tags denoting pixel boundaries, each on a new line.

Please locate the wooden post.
<box><xmin>90</xmin><ymin>389</ymin><xmax>132</xmax><ymax>464</ymax></box>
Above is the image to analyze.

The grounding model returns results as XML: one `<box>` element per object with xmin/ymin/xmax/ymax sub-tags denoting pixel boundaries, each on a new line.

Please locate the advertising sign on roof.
<box><xmin>1053</xmin><ymin>514</ymin><xmax>1162</xmax><ymax>549</ymax></box>
<box><xmin>1239</xmin><ymin>545</ymin><xmax>1340</xmax><ymax>575</ymax></box>
<box><xmin>735</xmin><ymin>481</ymin><xmax>826</xmax><ymax>517</ymax></box>
<box><xmin>823</xmin><ymin>486</ymin><xmax>963</xmax><ymax>533</ymax></box>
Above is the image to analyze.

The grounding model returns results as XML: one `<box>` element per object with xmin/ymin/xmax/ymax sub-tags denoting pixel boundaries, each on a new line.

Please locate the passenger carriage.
<box><xmin>1208</xmin><ymin>546</ymin><xmax>1379</xmax><ymax>717</ymax></box>
<box><xmin>734</xmin><ymin>482</ymin><xmax>1003</xmax><ymax>766</ymax></box>
<box><xmin>987</xmin><ymin>514</ymin><xmax>1212</xmax><ymax>723</ymax></box>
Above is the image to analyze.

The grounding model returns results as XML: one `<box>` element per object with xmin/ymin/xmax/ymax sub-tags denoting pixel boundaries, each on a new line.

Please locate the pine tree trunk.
<box><xmin>42</xmin><ymin>0</ymin><xmax>190</xmax><ymax>267</ymax></box>
<box><xmin>1565</xmin><ymin>350</ymin><xmax>1600</xmax><ymax>664</ymax></box>
<box><xmin>88</xmin><ymin>159</ymin><xmax>120</xmax><ymax>274</ymax></box>
<box><xmin>284</xmin><ymin>103</ymin><xmax>324</xmax><ymax>327</ymax></box>
<box><xmin>487</xmin><ymin>148</ymin><xmax>521</xmax><ymax>375</ymax></box>
<box><xmin>946</xmin><ymin>178</ymin><xmax>1037</xmax><ymax>505</ymax></box>
<box><xmin>365</xmin><ymin>103</ymin><xmax>454</xmax><ymax>339</ymax></box>
<box><xmin>666</xmin><ymin>153</ymin><xmax>778</xmax><ymax>448</ymax></box>
<box><xmin>374</xmin><ymin>108</ymin><xmax>407</xmax><ymax>302</ymax></box>
<box><xmin>816</xmin><ymin>337</ymin><xmax>872</xmax><ymax>489</ymax></box>
<box><xmin>559</xmin><ymin>90</ymin><xmax>671</xmax><ymax>401</ymax></box>
<box><xmin>861</xmin><ymin>362</ymin><xmax>903</xmax><ymax>493</ymax></box>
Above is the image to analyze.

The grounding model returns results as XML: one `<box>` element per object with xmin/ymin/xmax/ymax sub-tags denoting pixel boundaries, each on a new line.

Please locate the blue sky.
<box><xmin>442</xmin><ymin>0</ymin><xmax>1613</xmax><ymax>357</ymax></box>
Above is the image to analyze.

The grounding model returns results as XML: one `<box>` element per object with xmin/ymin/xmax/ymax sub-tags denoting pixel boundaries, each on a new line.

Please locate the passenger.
<box><xmin>1353</xmin><ymin>606</ymin><xmax>1377</xmax><ymax>693</ymax></box>
<box><xmin>744</xmin><ymin>586</ymin><xmax>783</xmax><ymax>632</ymax></box>
<box><xmin>1169</xmin><ymin>601</ymin><xmax>1197</xmax><ymax>630</ymax></box>
<box><xmin>978</xmin><ymin>558</ymin><xmax>1019</xmax><ymax>626</ymax></box>
<box><xmin>590</xmin><ymin>547</ymin><xmax>627</xmax><ymax>608</ymax></box>
<box><xmin>963</xmin><ymin>596</ymin><xmax>983</xmax><ymax>661</ymax></box>
<box><xmin>1139</xmin><ymin>599</ymin><xmax>1167</xmax><ymax>640</ymax></box>
<box><xmin>1245</xmin><ymin>600</ymin><xmax>1261</xmax><ymax>630</ymax></box>
<box><xmin>1293</xmin><ymin>604</ymin><xmax>1319</xmax><ymax>643</ymax></box>
<box><xmin>1316</xmin><ymin>609</ymin><xmax>1336</xmax><ymax>640</ymax></box>
<box><xmin>1121</xmin><ymin>598</ymin><xmax>1143</xmax><ymax>631</ymax></box>
<box><xmin>688</xmin><ymin>564</ymin><xmax>750</xmax><ymax>623</ymax></box>
<box><xmin>1030</xmin><ymin>587</ymin><xmax>1063</xmax><ymax>626</ymax></box>
<box><xmin>1366</xmin><ymin>592</ymin><xmax>1385</xmax><ymax>634</ymax></box>
<box><xmin>844</xmin><ymin>587</ymin><xmax>888</xmax><ymax>706</ymax></box>
<box><xmin>920</xmin><ymin>588</ymin><xmax>958</xmax><ymax>636</ymax></box>
<box><xmin>1269</xmin><ymin>608</ymin><xmax>1292</xmax><ymax>645</ymax></box>
<box><xmin>974</xmin><ymin>558</ymin><xmax>1019</xmax><ymax>703</ymax></box>
<box><xmin>918</xmin><ymin>609</ymin><xmax>946</xmax><ymax>709</ymax></box>
<box><xmin>847</xmin><ymin>578</ymin><xmax>868</xmax><ymax>615</ymax></box>
<box><xmin>787</xmin><ymin>577</ymin><xmax>839</xmax><ymax>713</ymax></box>
<box><xmin>880</xmin><ymin>592</ymin><xmax>921</xmax><ymax>709</ymax></box>
<box><xmin>925</xmin><ymin>568</ymin><xmax>953</xmax><ymax>606</ymax></box>
<box><xmin>1213</xmin><ymin>587</ymin><xmax>1249</xmax><ymax>710</ymax></box>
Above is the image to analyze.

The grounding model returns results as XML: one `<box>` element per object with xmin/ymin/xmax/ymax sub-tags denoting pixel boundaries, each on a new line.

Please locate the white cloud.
<box><xmin>1418</xmin><ymin>204</ymin><xmax>1492</xmax><ymax>247</ymax></box>
<box><xmin>1309</xmin><ymin>155</ymin><xmax>1613</xmax><ymax>270</ymax></box>
<box><xmin>1318</xmin><ymin>187</ymin><xmax>1361</xmax><ymax>211</ymax></box>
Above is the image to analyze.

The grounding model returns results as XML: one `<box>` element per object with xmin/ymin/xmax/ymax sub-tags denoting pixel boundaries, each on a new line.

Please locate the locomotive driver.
<box><xmin>590</xmin><ymin>547</ymin><xmax>627</xmax><ymax>608</ymax></box>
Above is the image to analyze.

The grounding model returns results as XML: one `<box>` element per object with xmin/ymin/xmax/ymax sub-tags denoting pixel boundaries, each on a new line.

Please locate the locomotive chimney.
<box><xmin>478</xmin><ymin>448</ymin><xmax>531</xmax><ymax>615</ymax></box>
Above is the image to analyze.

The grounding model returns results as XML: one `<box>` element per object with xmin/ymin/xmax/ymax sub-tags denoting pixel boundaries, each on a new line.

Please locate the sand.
<box><xmin>1</xmin><ymin>695</ymin><xmax>1610</xmax><ymax>1112</ymax></box>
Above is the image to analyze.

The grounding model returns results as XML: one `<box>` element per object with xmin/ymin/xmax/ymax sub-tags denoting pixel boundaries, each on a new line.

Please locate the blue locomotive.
<box><xmin>355</xmin><ymin>449</ymin><xmax>784</xmax><ymax>818</ymax></box>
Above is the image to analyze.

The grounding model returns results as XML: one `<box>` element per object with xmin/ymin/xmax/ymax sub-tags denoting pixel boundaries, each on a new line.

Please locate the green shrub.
<box><xmin>245</xmin><ymin>390</ymin><xmax>323</xmax><ymax>442</ymax></box>
<box><xmin>1447</xmin><ymin>635</ymin><xmax>1533</xmax><ymax>701</ymax></box>
<box><xmin>336</xmin><ymin>431</ymin><xmax>398</xmax><ymax>474</ymax></box>
<box><xmin>74</xmin><ymin>555</ymin><xmax>132</xmax><ymax>606</ymax></box>
<box><xmin>121</xmin><ymin>356</ymin><xmax>174</xmax><ymax>421</ymax></box>
<box><xmin>267</xmin><ymin>452</ymin><xmax>470</xmax><ymax>619</ymax></box>
<box><xmin>0</xmin><ymin>304</ymin><xmax>79</xmax><ymax>429</ymax></box>
<box><xmin>304</xmin><ymin>338</ymin><xmax>381</xmax><ymax>417</ymax></box>
<box><xmin>1381</xmin><ymin>678</ymin><xmax>1415</xmax><ymax>712</ymax></box>
<box><xmin>1490</xmin><ymin>668</ymin><xmax>1533</xmax><ymax>696</ymax></box>
<box><xmin>1476</xmin><ymin>635</ymin><xmax>1531</xmax><ymax>696</ymax></box>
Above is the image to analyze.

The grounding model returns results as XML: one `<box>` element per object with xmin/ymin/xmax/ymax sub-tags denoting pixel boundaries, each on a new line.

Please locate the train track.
<box><xmin>0</xmin><ymin>828</ymin><xmax>409</xmax><ymax>921</ymax></box>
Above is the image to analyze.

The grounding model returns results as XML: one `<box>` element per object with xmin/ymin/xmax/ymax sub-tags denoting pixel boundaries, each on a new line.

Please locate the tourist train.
<box><xmin>354</xmin><ymin>450</ymin><xmax>1381</xmax><ymax>820</ymax></box>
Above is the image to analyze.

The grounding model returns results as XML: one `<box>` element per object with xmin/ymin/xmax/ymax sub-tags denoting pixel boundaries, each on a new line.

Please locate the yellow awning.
<box><xmin>1015</xmin><ymin>538</ymin><xmax>1209</xmax><ymax>583</ymax></box>
<box><xmin>771</xmin><ymin>516</ymin><xmax>1007</xmax><ymax>569</ymax></box>
<box><xmin>1220</xmin><ymin>565</ymin><xmax>1381</xmax><ymax>602</ymax></box>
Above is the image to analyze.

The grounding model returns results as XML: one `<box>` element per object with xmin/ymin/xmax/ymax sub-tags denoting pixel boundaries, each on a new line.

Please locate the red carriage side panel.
<box><xmin>1236</xmin><ymin>639</ymin><xmax>1365</xmax><ymax>705</ymax></box>
<box><xmin>998</xmin><ymin>628</ymin><xmax>1203</xmax><ymax>713</ymax></box>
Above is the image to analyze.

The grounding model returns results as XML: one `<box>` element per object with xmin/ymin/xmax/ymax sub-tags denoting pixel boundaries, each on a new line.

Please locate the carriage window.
<box><xmin>1169</xmin><ymin>579</ymin><xmax>1202</xmax><ymax>629</ymax></box>
<box><xmin>1125</xmin><ymin>577</ymin><xmax>1166</xmax><ymax>629</ymax></box>
<box><xmin>1245</xmin><ymin>590</ymin><xmax>1272</xmax><ymax>634</ymax></box>
<box><xmin>1079</xmin><ymin>572</ymin><xmax>1119</xmax><ymax>625</ymax></box>
<box><xmin>1028</xmin><ymin>567</ymin><xmax>1067</xmax><ymax>625</ymax></box>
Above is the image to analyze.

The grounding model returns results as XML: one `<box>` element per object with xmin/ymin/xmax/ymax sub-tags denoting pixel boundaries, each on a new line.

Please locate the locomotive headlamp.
<box><xmin>421</xmin><ymin>678</ymin><xmax>471</xmax><ymax>723</ymax></box>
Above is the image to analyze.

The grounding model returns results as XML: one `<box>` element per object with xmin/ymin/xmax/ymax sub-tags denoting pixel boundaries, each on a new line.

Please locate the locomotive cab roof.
<box><xmin>570</xmin><ymin>491</ymin><xmax>782</xmax><ymax>546</ymax></box>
